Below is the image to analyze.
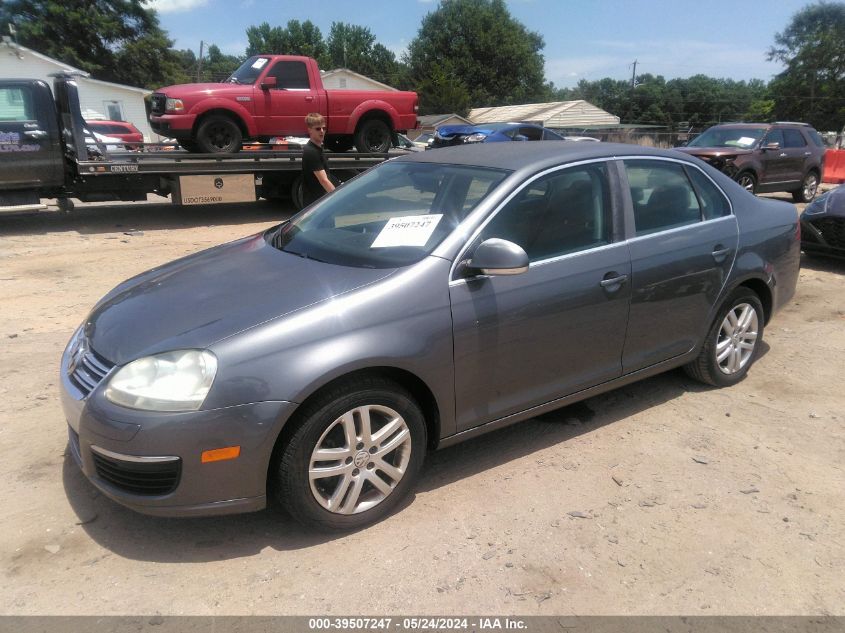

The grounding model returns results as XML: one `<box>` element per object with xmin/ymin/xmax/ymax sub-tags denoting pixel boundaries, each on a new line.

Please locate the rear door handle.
<box><xmin>24</xmin><ymin>130</ymin><xmax>48</xmax><ymax>139</ymax></box>
<box><xmin>779</xmin><ymin>152</ymin><xmax>787</xmax><ymax>157</ymax></box>
<box><xmin>712</xmin><ymin>246</ymin><xmax>731</xmax><ymax>262</ymax></box>
<box><xmin>600</xmin><ymin>274</ymin><xmax>629</xmax><ymax>288</ymax></box>
<box><xmin>804</xmin><ymin>151</ymin><xmax>812</xmax><ymax>156</ymax></box>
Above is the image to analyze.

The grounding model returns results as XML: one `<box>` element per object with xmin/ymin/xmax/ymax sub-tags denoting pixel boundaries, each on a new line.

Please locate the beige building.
<box><xmin>469</xmin><ymin>100</ymin><xmax>619</xmax><ymax>128</ymax></box>
<box><xmin>320</xmin><ymin>68</ymin><xmax>398</xmax><ymax>92</ymax></box>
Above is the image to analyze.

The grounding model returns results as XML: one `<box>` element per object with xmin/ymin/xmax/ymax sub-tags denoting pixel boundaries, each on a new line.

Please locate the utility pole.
<box><xmin>630</xmin><ymin>59</ymin><xmax>638</xmax><ymax>90</ymax></box>
<box><xmin>196</xmin><ymin>40</ymin><xmax>205</xmax><ymax>82</ymax></box>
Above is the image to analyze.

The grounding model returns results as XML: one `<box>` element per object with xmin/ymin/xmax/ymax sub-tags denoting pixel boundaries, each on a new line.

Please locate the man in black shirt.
<box><xmin>301</xmin><ymin>113</ymin><xmax>337</xmax><ymax>207</ymax></box>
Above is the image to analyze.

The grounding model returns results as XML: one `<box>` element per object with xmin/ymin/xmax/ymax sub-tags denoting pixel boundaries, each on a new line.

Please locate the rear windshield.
<box><xmin>688</xmin><ymin>127</ymin><xmax>767</xmax><ymax>149</ymax></box>
<box><xmin>269</xmin><ymin>161</ymin><xmax>510</xmax><ymax>268</ymax></box>
<box><xmin>226</xmin><ymin>56</ymin><xmax>271</xmax><ymax>84</ymax></box>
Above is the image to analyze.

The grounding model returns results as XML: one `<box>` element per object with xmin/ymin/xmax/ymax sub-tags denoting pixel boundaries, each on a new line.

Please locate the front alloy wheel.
<box><xmin>276</xmin><ymin>377</ymin><xmax>426</xmax><ymax>531</ymax></box>
<box><xmin>309</xmin><ymin>404</ymin><xmax>412</xmax><ymax>515</ymax></box>
<box><xmin>737</xmin><ymin>172</ymin><xmax>756</xmax><ymax>195</ymax></box>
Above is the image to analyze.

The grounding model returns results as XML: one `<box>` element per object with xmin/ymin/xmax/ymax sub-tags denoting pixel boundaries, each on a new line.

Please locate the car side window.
<box><xmin>477</xmin><ymin>163</ymin><xmax>612</xmax><ymax>262</ymax></box>
<box><xmin>0</xmin><ymin>86</ymin><xmax>36</xmax><ymax>122</ymax></box>
<box><xmin>519</xmin><ymin>126</ymin><xmax>543</xmax><ymax>141</ymax></box>
<box><xmin>686</xmin><ymin>167</ymin><xmax>730</xmax><ymax>220</ymax></box>
<box><xmin>764</xmin><ymin>129</ymin><xmax>784</xmax><ymax>147</ymax></box>
<box><xmin>783</xmin><ymin>129</ymin><xmax>807</xmax><ymax>148</ymax></box>
<box><xmin>267</xmin><ymin>61</ymin><xmax>311</xmax><ymax>89</ymax></box>
<box><xmin>624</xmin><ymin>160</ymin><xmax>702</xmax><ymax>236</ymax></box>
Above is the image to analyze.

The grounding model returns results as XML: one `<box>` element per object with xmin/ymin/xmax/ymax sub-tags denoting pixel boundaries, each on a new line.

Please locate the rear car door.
<box><xmin>0</xmin><ymin>80</ymin><xmax>63</xmax><ymax>191</ymax></box>
<box><xmin>450</xmin><ymin>161</ymin><xmax>631</xmax><ymax>430</ymax></box>
<box><xmin>781</xmin><ymin>128</ymin><xmax>811</xmax><ymax>185</ymax></box>
<box><xmin>620</xmin><ymin>159</ymin><xmax>738</xmax><ymax>373</ymax></box>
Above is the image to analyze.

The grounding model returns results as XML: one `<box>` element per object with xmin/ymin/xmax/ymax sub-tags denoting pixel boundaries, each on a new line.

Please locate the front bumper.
<box><xmin>149</xmin><ymin>114</ymin><xmax>196</xmax><ymax>140</ymax></box>
<box><xmin>801</xmin><ymin>217</ymin><xmax>845</xmax><ymax>259</ymax></box>
<box><xmin>60</xmin><ymin>339</ymin><xmax>297</xmax><ymax>517</ymax></box>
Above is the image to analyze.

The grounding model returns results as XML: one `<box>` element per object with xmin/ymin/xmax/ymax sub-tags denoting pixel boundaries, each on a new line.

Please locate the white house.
<box><xmin>320</xmin><ymin>68</ymin><xmax>398</xmax><ymax>92</ymax></box>
<box><xmin>0</xmin><ymin>41</ymin><xmax>160</xmax><ymax>141</ymax></box>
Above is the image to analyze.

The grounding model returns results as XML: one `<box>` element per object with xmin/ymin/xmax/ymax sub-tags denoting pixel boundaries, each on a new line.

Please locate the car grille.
<box><xmin>150</xmin><ymin>93</ymin><xmax>166</xmax><ymax>115</ymax></box>
<box><xmin>91</xmin><ymin>448</ymin><xmax>181</xmax><ymax>496</ymax></box>
<box><xmin>809</xmin><ymin>218</ymin><xmax>845</xmax><ymax>249</ymax></box>
<box><xmin>68</xmin><ymin>343</ymin><xmax>114</xmax><ymax>398</ymax></box>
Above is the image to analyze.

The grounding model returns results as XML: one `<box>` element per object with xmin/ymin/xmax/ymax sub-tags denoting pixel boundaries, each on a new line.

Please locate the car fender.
<box><xmin>189</xmin><ymin>98</ymin><xmax>257</xmax><ymax>137</ymax></box>
<box><xmin>347</xmin><ymin>101</ymin><xmax>401</xmax><ymax>134</ymax></box>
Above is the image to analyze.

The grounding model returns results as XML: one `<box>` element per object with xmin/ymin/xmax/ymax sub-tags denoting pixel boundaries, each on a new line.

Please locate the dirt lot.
<box><xmin>1</xmin><ymin>193</ymin><xmax>844</xmax><ymax>616</ymax></box>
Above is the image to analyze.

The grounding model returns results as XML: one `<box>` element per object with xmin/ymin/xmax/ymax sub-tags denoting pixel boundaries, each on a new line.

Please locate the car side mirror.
<box><xmin>260</xmin><ymin>76</ymin><xmax>277</xmax><ymax>90</ymax></box>
<box><xmin>513</xmin><ymin>134</ymin><xmax>529</xmax><ymax>142</ymax></box>
<box><xmin>465</xmin><ymin>238</ymin><xmax>529</xmax><ymax>276</ymax></box>
<box><xmin>763</xmin><ymin>141</ymin><xmax>780</xmax><ymax>151</ymax></box>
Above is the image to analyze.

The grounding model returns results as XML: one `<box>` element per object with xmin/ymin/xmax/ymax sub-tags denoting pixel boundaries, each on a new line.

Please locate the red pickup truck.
<box><xmin>148</xmin><ymin>55</ymin><xmax>418</xmax><ymax>154</ymax></box>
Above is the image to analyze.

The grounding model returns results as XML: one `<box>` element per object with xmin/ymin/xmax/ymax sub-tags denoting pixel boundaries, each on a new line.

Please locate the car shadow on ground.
<box><xmin>62</xmin><ymin>366</ymin><xmax>725</xmax><ymax>562</ymax></box>
<box><xmin>801</xmin><ymin>252</ymin><xmax>845</xmax><ymax>272</ymax></box>
<box><xmin>0</xmin><ymin>199</ymin><xmax>295</xmax><ymax>237</ymax></box>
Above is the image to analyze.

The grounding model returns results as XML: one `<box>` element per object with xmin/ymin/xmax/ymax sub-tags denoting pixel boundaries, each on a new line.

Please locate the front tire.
<box><xmin>354</xmin><ymin>119</ymin><xmax>392</xmax><ymax>153</ymax></box>
<box><xmin>684</xmin><ymin>288</ymin><xmax>764</xmax><ymax>387</ymax></box>
<box><xmin>792</xmin><ymin>171</ymin><xmax>819</xmax><ymax>203</ymax></box>
<box><xmin>195</xmin><ymin>115</ymin><xmax>242</xmax><ymax>153</ymax></box>
<box><xmin>276</xmin><ymin>377</ymin><xmax>427</xmax><ymax>531</ymax></box>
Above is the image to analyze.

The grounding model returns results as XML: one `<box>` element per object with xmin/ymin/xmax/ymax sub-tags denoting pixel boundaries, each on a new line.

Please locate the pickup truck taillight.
<box><xmin>165</xmin><ymin>98</ymin><xmax>185</xmax><ymax>113</ymax></box>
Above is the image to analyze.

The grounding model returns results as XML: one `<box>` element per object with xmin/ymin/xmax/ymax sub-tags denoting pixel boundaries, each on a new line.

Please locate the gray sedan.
<box><xmin>60</xmin><ymin>142</ymin><xmax>801</xmax><ymax>531</ymax></box>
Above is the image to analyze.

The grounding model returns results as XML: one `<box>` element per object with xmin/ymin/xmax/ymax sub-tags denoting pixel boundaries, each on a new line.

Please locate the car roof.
<box><xmin>396</xmin><ymin>141</ymin><xmax>695</xmax><ymax>173</ymax></box>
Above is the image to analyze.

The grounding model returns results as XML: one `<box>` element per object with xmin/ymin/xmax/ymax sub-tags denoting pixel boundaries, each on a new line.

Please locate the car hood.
<box><xmin>85</xmin><ymin>230</ymin><xmax>397</xmax><ymax>366</ymax></box>
<box><xmin>436</xmin><ymin>124</ymin><xmax>495</xmax><ymax>138</ymax></box>
<box><xmin>155</xmin><ymin>82</ymin><xmax>251</xmax><ymax>97</ymax></box>
<box><xmin>801</xmin><ymin>185</ymin><xmax>845</xmax><ymax>219</ymax></box>
<box><xmin>676</xmin><ymin>146</ymin><xmax>754</xmax><ymax>157</ymax></box>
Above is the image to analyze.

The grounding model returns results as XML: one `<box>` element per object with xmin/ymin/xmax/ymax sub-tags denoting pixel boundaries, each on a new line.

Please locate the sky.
<box><xmin>147</xmin><ymin>0</ymin><xmax>813</xmax><ymax>89</ymax></box>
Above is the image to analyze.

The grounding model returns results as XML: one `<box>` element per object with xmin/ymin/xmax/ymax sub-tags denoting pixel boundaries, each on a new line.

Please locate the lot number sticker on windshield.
<box><xmin>251</xmin><ymin>58</ymin><xmax>269</xmax><ymax>69</ymax></box>
<box><xmin>371</xmin><ymin>214</ymin><xmax>443</xmax><ymax>248</ymax></box>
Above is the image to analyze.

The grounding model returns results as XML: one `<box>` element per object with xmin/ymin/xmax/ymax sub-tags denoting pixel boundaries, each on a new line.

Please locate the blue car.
<box><xmin>431</xmin><ymin>122</ymin><xmax>564</xmax><ymax>148</ymax></box>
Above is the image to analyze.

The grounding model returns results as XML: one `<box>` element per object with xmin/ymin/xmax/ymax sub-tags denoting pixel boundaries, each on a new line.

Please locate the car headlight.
<box><xmin>105</xmin><ymin>350</ymin><xmax>217</xmax><ymax>412</ymax></box>
<box><xmin>463</xmin><ymin>133</ymin><xmax>487</xmax><ymax>143</ymax></box>
<box><xmin>803</xmin><ymin>193</ymin><xmax>830</xmax><ymax>216</ymax></box>
<box><xmin>165</xmin><ymin>98</ymin><xmax>185</xmax><ymax>113</ymax></box>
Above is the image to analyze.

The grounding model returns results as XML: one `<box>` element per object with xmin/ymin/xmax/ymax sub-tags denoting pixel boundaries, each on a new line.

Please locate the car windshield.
<box><xmin>226</xmin><ymin>56</ymin><xmax>270</xmax><ymax>84</ymax></box>
<box><xmin>270</xmin><ymin>161</ymin><xmax>510</xmax><ymax>268</ymax></box>
<box><xmin>688</xmin><ymin>127</ymin><xmax>767</xmax><ymax>148</ymax></box>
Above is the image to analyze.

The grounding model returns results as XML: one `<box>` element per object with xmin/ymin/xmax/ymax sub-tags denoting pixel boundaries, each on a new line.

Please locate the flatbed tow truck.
<box><xmin>0</xmin><ymin>74</ymin><xmax>394</xmax><ymax>213</ymax></box>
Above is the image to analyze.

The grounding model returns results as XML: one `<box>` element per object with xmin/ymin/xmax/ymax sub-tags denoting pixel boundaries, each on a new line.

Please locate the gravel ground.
<box><xmin>1</xmin><ymin>191</ymin><xmax>843</xmax><ymax>616</ymax></box>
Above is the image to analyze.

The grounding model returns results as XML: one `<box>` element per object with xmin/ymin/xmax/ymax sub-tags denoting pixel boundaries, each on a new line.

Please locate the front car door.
<box><xmin>257</xmin><ymin>60</ymin><xmax>323</xmax><ymax>136</ymax></box>
<box><xmin>758</xmin><ymin>128</ymin><xmax>787</xmax><ymax>186</ymax></box>
<box><xmin>620</xmin><ymin>158</ymin><xmax>738</xmax><ymax>373</ymax></box>
<box><xmin>0</xmin><ymin>80</ymin><xmax>63</xmax><ymax>191</ymax></box>
<box><xmin>450</xmin><ymin>161</ymin><xmax>632</xmax><ymax>431</ymax></box>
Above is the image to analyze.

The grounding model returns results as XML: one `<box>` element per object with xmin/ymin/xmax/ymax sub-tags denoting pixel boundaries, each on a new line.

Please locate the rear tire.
<box><xmin>792</xmin><ymin>171</ymin><xmax>819</xmax><ymax>203</ymax></box>
<box><xmin>736</xmin><ymin>172</ymin><xmax>757</xmax><ymax>195</ymax></box>
<box><xmin>290</xmin><ymin>175</ymin><xmax>304</xmax><ymax>210</ymax></box>
<box><xmin>275</xmin><ymin>377</ymin><xmax>427</xmax><ymax>531</ymax></box>
<box><xmin>195</xmin><ymin>115</ymin><xmax>242</xmax><ymax>154</ymax></box>
<box><xmin>684</xmin><ymin>288</ymin><xmax>764</xmax><ymax>387</ymax></box>
<box><xmin>354</xmin><ymin>119</ymin><xmax>392</xmax><ymax>153</ymax></box>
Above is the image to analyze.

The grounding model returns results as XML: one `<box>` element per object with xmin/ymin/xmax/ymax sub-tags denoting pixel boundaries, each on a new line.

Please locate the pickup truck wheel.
<box><xmin>196</xmin><ymin>115</ymin><xmax>242</xmax><ymax>153</ymax></box>
<box><xmin>325</xmin><ymin>136</ymin><xmax>353</xmax><ymax>153</ymax></box>
<box><xmin>291</xmin><ymin>175</ymin><xmax>304</xmax><ymax>210</ymax></box>
<box><xmin>354</xmin><ymin>119</ymin><xmax>391</xmax><ymax>153</ymax></box>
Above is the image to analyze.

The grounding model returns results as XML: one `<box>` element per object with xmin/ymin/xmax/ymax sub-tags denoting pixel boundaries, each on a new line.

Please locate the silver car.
<box><xmin>60</xmin><ymin>142</ymin><xmax>801</xmax><ymax>531</ymax></box>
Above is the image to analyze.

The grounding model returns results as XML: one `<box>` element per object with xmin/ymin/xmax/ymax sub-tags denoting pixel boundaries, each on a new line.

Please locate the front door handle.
<box><xmin>305</xmin><ymin>96</ymin><xmax>314</xmax><ymax>102</ymax></box>
<box><xmin>24</xmin><ymin>130</ymin><xmax>48</xmax><ymax>139</ymax></box>
<box><xmin>712</xmin><ymin>246</ymin><xmax>731</xmax><ymax>262</ymax></box>
<box><xmin>600</xmin><ymin>273</ymin><xmax>629</xmax><ymax>288</ymax></box>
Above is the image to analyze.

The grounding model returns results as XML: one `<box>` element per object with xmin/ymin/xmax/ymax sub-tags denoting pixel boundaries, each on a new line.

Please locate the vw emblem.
<box><xmin>353</xmin><ymin>451</ymin><xmax>369</xmax><ymax>468</ymax></box>
<box><xmin>214</xmin><ymin>177</ymin><xmax>224</xmax><ymax>189</ymax></box>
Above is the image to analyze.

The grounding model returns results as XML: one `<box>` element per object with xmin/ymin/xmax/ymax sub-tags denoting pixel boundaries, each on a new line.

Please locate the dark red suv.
<box><xmin>676</xmin><ymin>122</ymin><xmax>826</xmax><ymax>202</ymax></box>
<box><xmin>84</xmin><ymin>120</ymin><xmax>144</xmax><ymax>149</ymax></box>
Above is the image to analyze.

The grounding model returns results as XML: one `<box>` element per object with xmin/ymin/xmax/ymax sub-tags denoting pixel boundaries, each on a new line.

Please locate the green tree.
<box><xmin>405</xmin><ymin>0</ymin><xmax>547</xmax><ymax>114</ymax></box>
<box><xmin>245</xmin><ymin>20</ymin><xmax>325</xmax><ymax>61</ymax></box>
<box><xmin>0</xmin><ymin>0</ymin><xmax>183</xmax><ymax>88</ymax></box>
<box><xmin>767</xmin><ymin>1</ymin><xmax>845</xmax><ymax>130</ymax></box>
<box><xmin>324</xmin><ymin>22</ymin><xmax>404</xmax><ymax>87</ymax></box>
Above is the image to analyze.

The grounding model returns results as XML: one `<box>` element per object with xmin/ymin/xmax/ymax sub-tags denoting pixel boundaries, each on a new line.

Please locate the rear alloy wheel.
<box><xmin>196</xmin><ymin>115</ymin><xmax>242</xmax><ymax>153</ymax></box>
<box><xmin>792</xmin><ymin>171</ymin><xmax>819</xmax><ymax>203</ymax></box>
<box><xmin>684</xmin><ymin>288</ymin><xmax>764</xmax><ymax>387</ymax></box>
<box><xmin>736</xmin><ymin>172</ymin><xmax>757</xmax><ymax>195</ymax></box>
<box><xmin>276</xmin><ymin>378</ymin><xmax>426</xmax><ymax>531</ymax></box>
<box><xmin>354</xmin><ymin>119</ymin><xmax>392</xmax><ymax>153</ymax></box>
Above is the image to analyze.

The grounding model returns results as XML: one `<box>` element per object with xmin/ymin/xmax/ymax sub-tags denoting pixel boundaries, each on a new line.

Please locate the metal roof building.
<box><xmin>469</xmin><ymin>100</ymin><xmax>619</xmax><ymax>128</ymax></box>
